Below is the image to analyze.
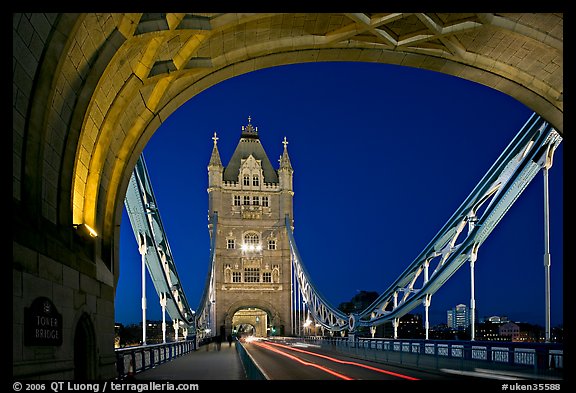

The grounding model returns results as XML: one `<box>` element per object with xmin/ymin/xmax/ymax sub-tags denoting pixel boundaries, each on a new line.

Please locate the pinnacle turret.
<box><xmin>208</xmin><ymin>131</ymin><xmax>223</xmax><ymax>168</ymax></box>
<box><xmin>279</xmin><ymin>136</ymin><xmax>293</xmax><ymax>171</ymax></box>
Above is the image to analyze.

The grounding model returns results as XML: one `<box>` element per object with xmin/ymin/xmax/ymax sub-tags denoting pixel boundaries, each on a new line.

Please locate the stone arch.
<box><xmin>14</xmin><ymin>13</ymin><xmax>563</xmax><ymax>282</ymax></box>
<box><xmin>224</xmin><ymin>299</ymin><xmax>283</xmax><ymax>336</ymax></box>
<box><xmin>12</xmin><ymin>12</ymin><xmax>563</xmax><ymax>379</ymax></box>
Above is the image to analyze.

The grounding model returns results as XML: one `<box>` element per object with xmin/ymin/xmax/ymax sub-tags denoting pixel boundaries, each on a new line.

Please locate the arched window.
<box><xmin>243</xmin><ymin>175</ymin><xmax>250</xmax><ymax>186</ymax></box>
<box><xmin>244</xmin><ymin>233</ymin><xmax>259</xmax><ymax>244</ymax></box>
<box><xmin>253</xmin><ymin>175</ymin><xmax>260</xmax><ymax>186</ymax></box>
<box><xmin>242</xmin><ymin>232</ymin><xmax>262</xmax><ymax>252</ymax></box>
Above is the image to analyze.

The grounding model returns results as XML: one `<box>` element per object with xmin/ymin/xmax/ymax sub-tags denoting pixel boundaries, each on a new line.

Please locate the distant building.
<box><xmin>515</xmin><ymin>322</ymin><xmax>544</xmax><ymax>342</ymax></box>
<box><xmin>498</xmin><ymin>322</ymin><xmax>520</xmax><ymax>341</ymax></box>
<box><xmin>447</xmin><ymin>304</ymin><xmax>470</xmax><ymax>330</ymax></box>
<box><xmin>475</xmin><ymin>321</ymin><xmax>507</xmax><ymax>341</ymax></box>
<box><xmin>485</xmin><ymin>315</ymin><xmax>509</xmax><ymax>323</ymax></box>
<box><xmin>145</xmin><ymin>320</ymin><xmax>166</xmax><ymax>344</ymax></box>
<box><xmin>398</xmin><ymin>314</ymin><xmax>424</xmax><ymax>338</ymax></box>
<box><xmin>381</xmin><ymin>314</ymin><xmax>424</xmax><ymax>338</ymax></box>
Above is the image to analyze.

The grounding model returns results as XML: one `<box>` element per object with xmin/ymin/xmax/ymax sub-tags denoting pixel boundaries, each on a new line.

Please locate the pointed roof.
<box><xmin>279</xmin><ymin>136</ymin><xmax>292</xmax><ymax>171</ymax></box>
<box><xmin>222</xmin><ymin>117</ymin><xmax>279</xmax><ymax>183</ymax></box>
<box><xmin>208</xmin><ymin>132</ymin><xmax>223</xmax><ymax>168</ymax></box>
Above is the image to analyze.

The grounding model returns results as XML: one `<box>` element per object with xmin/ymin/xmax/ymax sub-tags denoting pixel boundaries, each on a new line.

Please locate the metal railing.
<box><xmin>115</xmin><ymin>340</ymin><xmax>195</xmax><ymax>379</ymax></box>
<box><xmin>300</xmin><ymin>336</ymin><xmax>563</xmax><ymax>379</ymax></box>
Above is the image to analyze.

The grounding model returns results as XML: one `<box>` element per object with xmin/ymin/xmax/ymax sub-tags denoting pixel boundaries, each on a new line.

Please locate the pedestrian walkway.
<box><xmin>134</xmin><ymin>341</ymin><xmax>247</xmax><ymax>380</ymax></box>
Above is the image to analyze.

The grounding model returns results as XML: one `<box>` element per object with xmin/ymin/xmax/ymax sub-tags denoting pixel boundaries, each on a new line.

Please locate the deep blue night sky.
<box><xmin>115</xmin><ymin>62</ymin><xmax>563</xmax><ymax>329</ymax></box>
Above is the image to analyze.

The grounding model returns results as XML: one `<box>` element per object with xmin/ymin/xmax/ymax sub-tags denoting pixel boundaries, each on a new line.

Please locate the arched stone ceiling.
<box><xmin>13</xmin><ymin>13</ymin><xmax>562</xmax><ymax>279</ymax></box>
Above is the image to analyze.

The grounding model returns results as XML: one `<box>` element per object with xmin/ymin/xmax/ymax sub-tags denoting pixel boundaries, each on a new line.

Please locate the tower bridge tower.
<box><xmin>207</xmin><ymin>117</ymin><xmax>294</xmax><ymax>337</ymax></box>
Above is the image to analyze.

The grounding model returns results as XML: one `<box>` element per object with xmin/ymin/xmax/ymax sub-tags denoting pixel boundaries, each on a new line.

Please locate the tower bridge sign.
<box><xmin>24</xmin><ymin>297</ymin><xmax>63</xmax><ymax>346</ymax></box>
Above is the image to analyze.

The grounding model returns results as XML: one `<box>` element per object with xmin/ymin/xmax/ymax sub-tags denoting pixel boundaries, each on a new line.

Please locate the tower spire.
<box><xmin>279</xmin><ymin>136</ymin><xmax>292</xmax><ymax>170</ymax></box>
<box><xmin>208</xmin><ymin>131</ymin><xmax>223</xmax><ymax>168</ymax></box>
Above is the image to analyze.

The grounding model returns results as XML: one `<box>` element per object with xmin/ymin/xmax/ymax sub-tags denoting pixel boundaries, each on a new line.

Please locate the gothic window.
<box><xmin>243</xmin><ymin>175</ymin><xmax>250</xmax><ymax>186</ymax></box>
<box><xmin>244</xmin><ymin>233</ymin><xmax>259</xmax><ymax>244</ymax></box>
<box><xmin>253</xmin><ymin>176</ymin><xmax>259</xmax><ymax>186</ymax></box>
<box><xmin>244</xmin><ymin>267</ymin><xmax>260</xmax><ymax>283</ymax></box>
<box><xmin>243</xmin><ymin>195</ymin><xmax>250</xmax><ymax>205</ymax></box>
<box><xmin>262</xmin><ymin>196</ymin><xmax>269</xmax><ymax>207</ymax></box>
<box><xmin>233</xmin><ymin>195</ymin><xmax>241</xmax><ymax>206</ymax></box>
<box><xmin>268</xmin><ymin>239</ymin><xmax>276</xmax><ymax>250</ymax></box>
<box><xmin>262</xmin><ymin>271</ymin><xmax>272</xmax><ymax>283</ymax></box>
<box><xmin>232</xmin><ymin>271</ymin><xmax>242</xmax><ymax>283</ymax></box>
<box><xmin>227</xmin><ymin>239</ymin><xmax>235</xmax><ymax>249</ymax></box>
<box><xmin>253</xmin><ymin>196</ymin><xmax>260</xmax><ymax>206</ymax></box>
<box><xmin>242</xmin><ymin>232</ymin><xmax>262</xmax><ymax>252</ymax></box>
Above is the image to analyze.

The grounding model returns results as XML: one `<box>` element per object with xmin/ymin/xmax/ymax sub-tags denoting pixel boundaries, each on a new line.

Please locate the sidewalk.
<box><xmin>134</xmin><ymin>341</ymin><xmax>247</xmax><ymax>380</ymax></box>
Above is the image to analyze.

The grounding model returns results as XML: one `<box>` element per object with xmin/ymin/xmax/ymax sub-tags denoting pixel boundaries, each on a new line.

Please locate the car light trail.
<box><xmin>252</xmin><ymin>341</ymin><xmax>354</xmax><ymax>380</ymax></box>
<box><xmin>265</xmin><ymin>341</ymin><xmax>419</xmax><ymax>380</ymax></box>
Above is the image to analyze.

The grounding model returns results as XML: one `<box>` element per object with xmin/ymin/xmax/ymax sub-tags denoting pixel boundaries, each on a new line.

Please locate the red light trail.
<box><xmin>252</xmin><ymin>341</ymin><xmax>354</xmax><ymax>380</ymax></box>
<box><xmin>252</xmin><ymin>340</ymin><xmax>420</xmax><ymax>380</ymax></box>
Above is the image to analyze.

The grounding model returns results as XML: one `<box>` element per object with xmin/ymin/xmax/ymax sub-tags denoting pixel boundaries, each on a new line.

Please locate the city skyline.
<box><xmin>114</xmin><ymin>61</ymin><xmax>563</xmax><ymax>329</ymax></box>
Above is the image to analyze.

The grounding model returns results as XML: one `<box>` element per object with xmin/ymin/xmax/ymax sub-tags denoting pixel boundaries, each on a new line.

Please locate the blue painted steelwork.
<box><xmin>124</xmin><ymin>155</ymin><xmax>196</xmax><ymax>332</ymax></box>
<box><xmin>125</xmin><ymin>113</ymin><xmax>560</xmax><ymax>340</ymax></box>
<box><xmin>286</xmin><ymin>113</ymin><xmax>562</xmax><ymax>332</ymax></box>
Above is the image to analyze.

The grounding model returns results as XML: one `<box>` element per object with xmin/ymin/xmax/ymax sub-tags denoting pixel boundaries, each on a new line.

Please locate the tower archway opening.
<box><xmin>232</xmin><ymin>307</ymin><xmax>271</xmax><ymax>338</ymax></box>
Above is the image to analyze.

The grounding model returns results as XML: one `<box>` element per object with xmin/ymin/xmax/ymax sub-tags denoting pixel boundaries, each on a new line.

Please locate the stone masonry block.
<box><xmin>13</xmin><ymin>242</ymin><xmax>38</xmax><ymax>275</ymax></box>
<box><xmin>38</xmin><ymin>254</ymin><xmax>63</xmax><ymax>284</ymax></box>
<box><xmin>80</xmin><ymin>273</ymin><xmax>101</xmax><ymax>296</ymax></box>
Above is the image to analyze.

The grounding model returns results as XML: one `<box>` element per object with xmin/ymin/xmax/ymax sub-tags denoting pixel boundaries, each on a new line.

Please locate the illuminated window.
<box><xmin>262</xmin><ymin>196</ymin><xmax>269</xmax><ymax>207</ymax></box>
<box><xmin>233</xmin><ymin>195</ymin><xmax>241</xmax><ymax>206</ymax></box>
<box><xmin>262</xmin><ymin>272</ymin><xmax>272</xmax><ymax>283</ymax></box>
<box><xmin>242</xmin><ymin>232</ymin><xmax>262</xmax><ymax>252</ymax></box>
<box><xmin>245</xmin><ymin>233</ymin><xmax>259</xmax><ymax>245</ymax></box>
<box><xmin>244</xmin><ymin>268</ymin><xmax>260</xmax><ymax>283</ymax></box>
<box><xmin>232</xmin><ymin>271</ymin><xmax>242</xmax><ymax>283</ymax></box>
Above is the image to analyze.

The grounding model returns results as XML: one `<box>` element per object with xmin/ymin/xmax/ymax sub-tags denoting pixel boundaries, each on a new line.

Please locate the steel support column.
<box><xmin>138</xmin><ymin>233</ymin><xmax>147</xmax><ymax>346</ymax></box>
<box><xmin>543</xmin><ymin>167</ymin><xmax>551</xmax><ymax>342</ymax></box>
<box><xmin>160</xmin><ymin>293</ymin><xmax>167</xmax><ymax>344</ymax></box>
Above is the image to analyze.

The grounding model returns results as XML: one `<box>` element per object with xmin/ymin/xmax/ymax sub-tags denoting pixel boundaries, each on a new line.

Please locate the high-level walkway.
<box><xmin>134</xmin><ymin>342</ymin><xmax>246</xmax><ymax>380</ymax></box>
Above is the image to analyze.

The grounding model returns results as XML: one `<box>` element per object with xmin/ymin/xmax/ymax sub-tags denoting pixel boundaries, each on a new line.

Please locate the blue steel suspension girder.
<box><xmin>356</xmin><ymin>114</ymin><xmax>562</xmax><ymax>328</ymax></box>
<box><xmin>286</xmin><ymin>113</ymin><xmax>561</xmax><ymax>332</ymax></box>
<box><xmin>124</xmin><ymin>155</ymin><xmax>196</xmax><ymax>329</ymax></box>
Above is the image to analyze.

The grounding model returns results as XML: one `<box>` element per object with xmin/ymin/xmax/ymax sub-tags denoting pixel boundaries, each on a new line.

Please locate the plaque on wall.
<box><xmin>24</xmin><ymin>297</ymin><xmax>63</xmax><ymax>346</ymax></box>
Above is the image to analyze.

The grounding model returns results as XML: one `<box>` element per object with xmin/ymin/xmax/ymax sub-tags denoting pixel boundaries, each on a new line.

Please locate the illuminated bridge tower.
<box><xmin>207</xmin><ymin>117</ymin><xmax>294</xmax><ymax>337</ymax></box>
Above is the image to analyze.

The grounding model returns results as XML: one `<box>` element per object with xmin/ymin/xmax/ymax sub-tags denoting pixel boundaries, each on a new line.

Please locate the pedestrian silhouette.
<box><xmin>227</xmin><ymin>334</ymin><xmax>233</xmax><ymax>347</ymax></box>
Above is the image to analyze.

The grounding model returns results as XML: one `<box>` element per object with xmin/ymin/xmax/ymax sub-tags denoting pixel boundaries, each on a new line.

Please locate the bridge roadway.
<box><xmin>133</xmin><ymin>337</ymin><xmax>539</xmax><ymax>381</ymax></box>
<box><xmin>243</xmin><ymin>337</ymin><xmax>446</xmax><ymax>380</ymax></box>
